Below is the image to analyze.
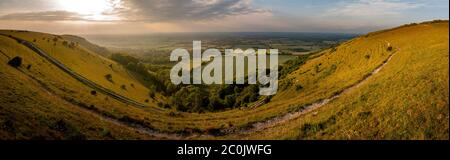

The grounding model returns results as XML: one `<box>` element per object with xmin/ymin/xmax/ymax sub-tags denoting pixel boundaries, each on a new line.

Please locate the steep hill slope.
<box><xmin>0</xmin><ymin>30</ymin><xmax>163</xmax><ymax>105</ymax></box>
<box><xmin>224</xmin><ymin>20</ymin><xmax>449</xmax><ymax>140</ymax></box>
<box><xmin>0</xmin><ymin>35</ymin><xmax>156</xmax><ymax>139</ymax></box>
<box><xmin>61</xmin><ymin>35</ymin><xmax>112</xmax><ymax>58</ymax></box>
<box><xmin>0</xmin><ymin>20</ymin><xmax>448</xmax><ymax>140</ymax></box>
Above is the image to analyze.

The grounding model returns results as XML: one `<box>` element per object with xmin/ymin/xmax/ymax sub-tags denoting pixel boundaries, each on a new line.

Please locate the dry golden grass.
<box><xmin>0</xmin><ymin>20</ymin><xmax>448</xmax><ymax>139</ymax></box>
<box><xmin>222</xmin><ymin>21</ymin><xmax>449</xmax><ymax>140</ymax></box>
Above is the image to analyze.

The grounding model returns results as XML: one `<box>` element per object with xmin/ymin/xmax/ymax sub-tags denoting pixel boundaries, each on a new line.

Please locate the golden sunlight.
<box><xmin>57</xmin><ymin>0</ymin><xmax>121</xmax><ymax>21</ymax></box>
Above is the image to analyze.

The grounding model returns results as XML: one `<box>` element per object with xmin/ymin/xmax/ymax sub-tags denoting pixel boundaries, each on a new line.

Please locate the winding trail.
<box><xmin>1</xmin><ymin>34</ymin><xmax>186</xmax><ymax>139</ymax></box>
<box><xmin>228</xmin><ymin>41</ymin><xmax>397</xmax><ymax>134</ymax></box>
<box><xmin>1</xmin><ymin>34</ymin><xmax>396</xmax><ymax>139</ymax></box>
<box><xmin>0</xmin><ymin>34</ymin><xmax>157</xmax><ymax>109</ymax></box>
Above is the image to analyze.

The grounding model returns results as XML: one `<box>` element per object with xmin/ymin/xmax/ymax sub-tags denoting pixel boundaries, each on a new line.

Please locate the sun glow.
<box><xmin>57</xmin><ymin>0</ymin><xmax>121</xmax><ymax>21</ymax></box>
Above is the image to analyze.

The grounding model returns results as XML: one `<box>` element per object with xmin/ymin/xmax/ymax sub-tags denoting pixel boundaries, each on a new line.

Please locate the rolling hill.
<box><xmin>0</xmin><ymin>20</ymin><xmax>448</xmax><ymax>140</ymax></box>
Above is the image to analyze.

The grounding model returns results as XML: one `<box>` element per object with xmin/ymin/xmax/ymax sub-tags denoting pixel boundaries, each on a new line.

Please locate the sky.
<box><xmin>0</xmin><ymin>0</ymin><xmax>448</xmax><ymax>34</ymax></box>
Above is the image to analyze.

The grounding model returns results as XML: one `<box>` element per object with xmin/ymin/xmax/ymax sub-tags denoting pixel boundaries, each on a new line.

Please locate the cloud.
<box><xmin>0</xmin><ymin>11</ymin><xmax>88</xmax><ymax>21</ymax></box>
<box><xmin>117</xmin><ymin>0</ymin><xmax>269</xmax><ymax>22</ymax></box>
<box><xmin>0</xmin><ymin>0</ymin><xmax>268</xmax><ymax>23</ymax></box>
<box><xmin>323</xmin><ymin>0</ymin><xmax>422</xmax><ymax>17</ymax></box>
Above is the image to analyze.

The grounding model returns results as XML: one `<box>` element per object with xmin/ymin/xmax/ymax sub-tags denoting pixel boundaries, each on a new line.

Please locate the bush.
<box><xmin>149</xmin><ymin>91</ymin><xmax>155</xmax><ymax>99</ymax></box>
<box><xmin>224</xmin><ymin>95</ymin><xmax>236</xmax><ymax>108</ymax></box>
<box><xmin>8</xmin><ymin>56</ymin><xmax>22</xmax><ymax>68</ymax></box>
<box><xmin>90</xmin><ymin>90</ymin><xmax>97</xmax><ymax>96</ymax></box>
<box><xmin>105</xmin><ymin>74</ymin><xmax>113</xmax><ymax>83</ymax></box>
<box><xmin>295</xmin><ymin>84</ymin><xmax>303</xmax><ymax>91</ymax></box>
<box><xmin>164</xmin><ymin>104</ymin><xmax>171</xmax><ymax>109</ymax></box>
<box><xmin>387</xmin><ymin>46</ymin><xmax>393</xmax><ymax>51</ymax></box>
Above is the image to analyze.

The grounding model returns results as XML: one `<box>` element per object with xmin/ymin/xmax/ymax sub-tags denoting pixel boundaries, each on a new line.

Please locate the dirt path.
<box><xmin>1</xmin><ymin>34</ymin><xmax>186</xmax><ymax>139</ymax></box>
<box><xmin>230</xmin><ymin>41</ymin><xmax>397</xmax><ymax>134</ymax></box>
<box><xmin>0</xmin><ymin>34</ymin><xmax>157</xmax><ymax>109</ymax></box>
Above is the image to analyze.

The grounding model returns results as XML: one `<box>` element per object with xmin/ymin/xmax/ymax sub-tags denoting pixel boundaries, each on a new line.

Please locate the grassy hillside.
<box><xmin>61</xmin><ymin>35</ymin><xmax>112</xmax><ymax>58</ymax></box>
<box><xmin>0</xmin><ymin>30</ymin><xmax>163</xmax><ymax>105</ymax></box>
<box><xmin>0</xmin><ymin>20</ymin><xmax>448</xmax><ymax>140</ymax></box>
<box><xmin>0</xmin><ymin>35</ymin><xmax>155</xmax><ymax>139</ymax></box>
<box><xmin>224</xmin><ymin>20</ymin><xmax>449</xmax><ymax>140</ymax></box>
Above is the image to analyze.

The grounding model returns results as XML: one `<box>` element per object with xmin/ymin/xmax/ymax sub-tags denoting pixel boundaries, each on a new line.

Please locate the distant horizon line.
<box><xmin>2</xmin><ymin>19</ymin><xmax>448</xmax><ymax>36</ymax></box>
<box><xmin>0</xmin><ymin>28</ymin><xmax>364</xmax><ymax>35</ymax></box>
<box><xmin>79</xmin><ymin>31</ymin><xmax>362</xmax><ymax>36</ymax></box>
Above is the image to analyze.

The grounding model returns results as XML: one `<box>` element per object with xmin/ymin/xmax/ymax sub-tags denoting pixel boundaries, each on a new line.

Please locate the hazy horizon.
<box><xmin>0</xmin><ymin>0</ymin><xmax>448</xmax><ymax>35</ymax></box>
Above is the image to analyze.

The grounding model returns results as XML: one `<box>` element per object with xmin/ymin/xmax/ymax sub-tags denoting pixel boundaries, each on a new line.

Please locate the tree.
<box><xmin>8</xmin><ymin>56</ymin><xmax>22</xmax><ymax>68</ymax></box>
<box><xmin>387</xmin><ymin>46</ymin><xmax>393</xmax><ymax>51</ymax></box>
<box><xmin>224</xmin><ymin>95</ymin><xmax>236</xmax><ymax>108</ymax></box>
<box><xmin>105</xmin><ymin>74</ymin><xmax>113</xmax><ymax>83</ymax></box>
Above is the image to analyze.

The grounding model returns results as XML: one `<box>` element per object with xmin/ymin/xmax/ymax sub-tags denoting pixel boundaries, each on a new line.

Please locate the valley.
<box><xmin>0</xmin><ymin>20</ymin><xmax>448</xmax><ymax>140</ymax></box>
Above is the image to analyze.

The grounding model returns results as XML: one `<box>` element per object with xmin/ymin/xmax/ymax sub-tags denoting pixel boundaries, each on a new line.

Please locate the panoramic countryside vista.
<box><xmin>0</xmin><ymin>0</ymin><xmax>448</xmax><ymax>140</ymax></box>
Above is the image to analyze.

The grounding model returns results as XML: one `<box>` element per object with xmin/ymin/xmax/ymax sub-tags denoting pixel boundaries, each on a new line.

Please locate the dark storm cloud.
<box><xmin>118</xmin><ymin>0</ymin><xmax>268</xmax><ymax>22</ymax></box>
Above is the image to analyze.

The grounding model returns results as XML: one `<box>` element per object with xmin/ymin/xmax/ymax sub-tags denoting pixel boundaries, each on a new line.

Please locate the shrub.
<box><xmin>164</xmin><ymin>104</ymin><xmax>171</xmax><ymax>109</ymax></box>
<box><xmin>26</xmin><ymin>64</ymin><xmax>32</xmax><ymax>70</ymax></box>
<box><xmin>206</xmin><ymin>127</ymin><xmax>224</xmax><ymax>136</ymax></box>
<box><xmin>169</xmin><ymin>111</ymin><xmax>181</xmax><ymax>117</ymax></box>
<box><xmin>387</xmin><ymin>46</ymin><xmax>393</xmax><ymax>51</ymax></box>
<box><xmin>149</xmin><ymin>91</ymin><xmax>155</xmax><ymax>99</ymax></box>
<box><xmin>69</xmin><ymin>42</ymin><xmax>76</xmax><ymax>49</ymax></box>
<box><xmin>8</xmin><ymin>56</ymin><xmax>22</xmax><ymax>68</ymax></box>
<box><xmin>224</xmin><ymin>95</ymin><xmax>236</xmax><ymax>108</ymax></box>
<box><xmin>90</xmin><ymin>90</ymin><xmax>97</xmax><ymax>96</ymax></box>
<box><xmin>365</xmin><ymin>54</ymin><xmax>370</xmax><ymax>59</ymax></box>
<box><xmin>100</xmin><ymin>128</ymin><xmax>113</xmax><ymax>138</ymax></box>
<box><xmin>105</xmin><ymin>74</ymin><xmax>113</xmax><ymax>83</ymax></box>
<box><xmin>295</xmin><ymin>84</ymin><xmax>304</xmax><ymax>91</ymax></box>
<box><xmin>121</xmin><ymin>85</ymin><xmax>127</xmax><ymax>90</ymax></box>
